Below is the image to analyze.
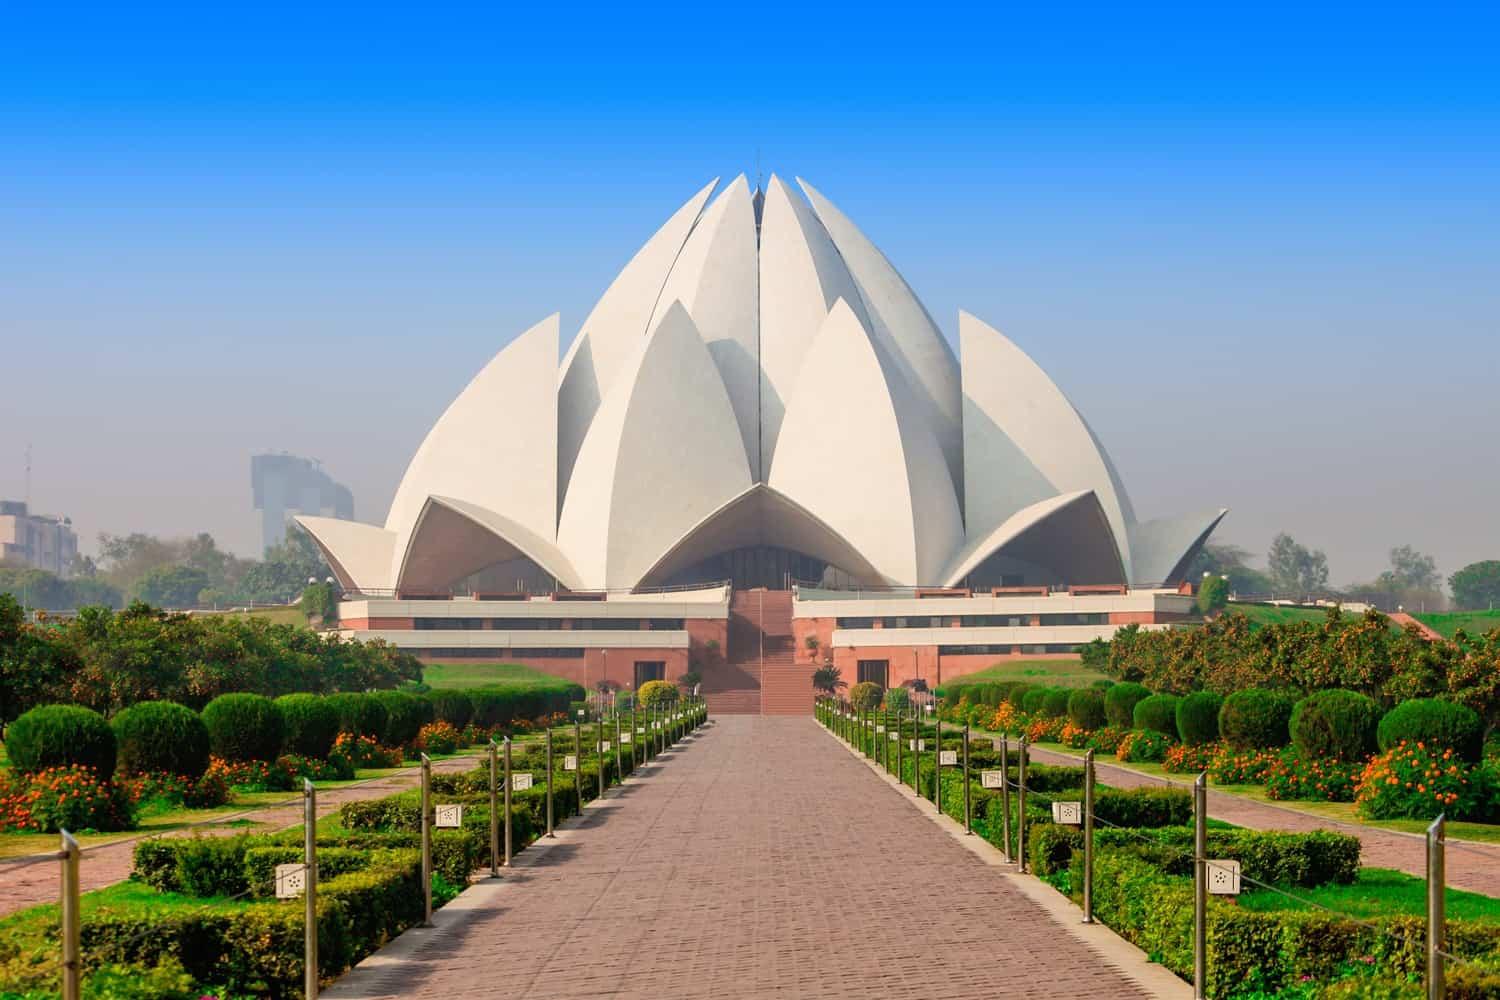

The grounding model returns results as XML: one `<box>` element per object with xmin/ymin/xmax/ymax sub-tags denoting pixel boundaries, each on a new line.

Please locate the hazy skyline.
<box><xmin>2</xmin><ymin>4</ymin><xmax>1496</xmax><ymax>587</ymax></box>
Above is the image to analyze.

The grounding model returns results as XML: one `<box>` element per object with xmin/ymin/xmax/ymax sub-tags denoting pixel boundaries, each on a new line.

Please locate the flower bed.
<box><xmin>1355</xmin><ymin>741</ymin><xmax>1496</xmax><ymax>821</ymax></box>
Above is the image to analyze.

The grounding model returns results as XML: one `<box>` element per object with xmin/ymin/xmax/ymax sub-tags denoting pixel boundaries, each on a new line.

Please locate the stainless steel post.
<box><xmin>1194</xmin><ymin>772</ymin><xmax>1207</xmax><ymax>1000</ymax></box>
<box><xmin>303</xmin><ymin>779</ymin><xmax>318</xmax><ymax>999</ymax></box>
<box><xmin>420</xmin><ymin>753</ymin><xmax>433</xmax><ymax>925</ymax></box>
<box><xmin>545</xmin><ymin>725</ymin><xmax>555</xmax><ymax>838</ymax></box>
<box><xmin>573</xmin><ymin>718</ymin><xmax>583</xmax><ymax>816</ymax></box>
<box><xmin>1017</xmin><ymin>737</ymin><xmax>1028</xmax><ymax>873</ymax></box>
<box><xmin>615</xmin><ymin>711</ymin><xmax>623</xmax><ymax>779</ymax></box>
<box><xmin>931</xmin><ymin>712</ymin><xmax>941</xmax><ymax>812</ymax></box>
<box><xmin>596</xmin><ymin>721</ymin><xmax>605</xmax><ymax>800</ymax></box>
<box><xmin>895</xmin><ymin>708</ymin><xmax>903</xmax><ymax>784</ymax></box>
<box><xmin>1083</xmin><ymin>749</ymin><xmax>1095</xmax><ymax>923</ymax></box>
<box><xmin>503</xmin><ymin>737</ymin><xmax>513</xmax><ymax>868</ymax></box>
<box><xmin>1429</xmin><ymin>813</ymin><xmax>1447</xmax><ymax>1000</ymax></box>
<box><xmin>963</xmin><ymin>721</ymin><xmax>972</xmax><ymax>835</ymax></box>
<box><xmin>60</xmin><ymin>830</ymin><xmax>80</xmax><ymax>1000</ymax></box>
<box><xmin>999</xmin><ymin>734</ymin><xmax>1012</xmax><ymax>863</ymax></box>
<box><xmin>488</xmin><ymin>740</ymin><xmax>500</xmax><ymax>878</ymax></box>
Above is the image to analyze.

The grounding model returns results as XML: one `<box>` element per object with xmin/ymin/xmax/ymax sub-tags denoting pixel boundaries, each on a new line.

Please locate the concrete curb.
<box><xmin>824</xmin><ymin>723</ymin><xmax>1192</xmax><ymax>999</ymax></box>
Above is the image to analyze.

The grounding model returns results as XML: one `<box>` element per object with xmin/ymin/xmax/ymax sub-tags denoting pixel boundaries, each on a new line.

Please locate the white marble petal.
<box><xmin>394</xmin><ymin>496</ymin><xmax>583</xmax><ymax>593</ymax></box>
<box><xmin>939</xmin><ymin>491</ymin><xmax>1125</xmax><ymax>587</ymax></box>
<box><xmin>293</xmin><ymin>516</ymin><xmax>396</xmax><ymax>594</ymax></box>
<box><xmin>1129</xmin><ymin>508</ymin><xmax>1229</xmax><ymax>586</ymax></box>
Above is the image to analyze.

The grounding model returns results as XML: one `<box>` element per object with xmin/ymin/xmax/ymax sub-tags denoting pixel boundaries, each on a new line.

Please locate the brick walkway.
<box><xmin>325</xmin><ymin>717</ymin><xmax>1158</xmax><ymax>1000</ymax></box>
<box><xmin>1028</xmin><ymin>746</ymin><xmax>1500</xmax><ymax>897</ymax></box>
<box><xmin>0</xmin><ymin>755</ymin><xmax>480</xmax><ymax>917</ymax></box>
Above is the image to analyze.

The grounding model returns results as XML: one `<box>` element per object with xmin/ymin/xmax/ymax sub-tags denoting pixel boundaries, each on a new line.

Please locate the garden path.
<box><xmin>0</xmin><ymin>755</ymin><xmax>480</xmax><ymax>918</ymax></box>
<box><xmin>1028</xmin><ymin>746</ymin><xmax>1500</xmax><ymax>897</ymax></box>
<box><xmin>322</xmin><ymin>716</ymin><xmax>1172</xmax><ymax>1000</ymax></box>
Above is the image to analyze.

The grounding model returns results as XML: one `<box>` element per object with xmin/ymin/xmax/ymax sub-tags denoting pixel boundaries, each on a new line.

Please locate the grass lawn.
<box><xmin>1415</xmin><ymin>609</ymin><xmax>1500</xmax><ymax>638</ymax></box>
<box><xmin>421</xmin><ymin>661</ymin><xmax>563</xmax><ymax>688</ymax></box>
<box><xmin>944</xmin><ymin>658</ymin><xmax>1108</xmax><ymax>689</ymax></box>
<box><xmin>1238</xmin><ymin>867</ymin><xmax>1500</xmax><ymax>921</ymax></box>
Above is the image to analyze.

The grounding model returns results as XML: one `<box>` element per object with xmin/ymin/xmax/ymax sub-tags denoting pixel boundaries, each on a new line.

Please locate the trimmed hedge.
<box><xmin>1377</xmin><ymin>698</ymin><xmax>1484</xmax><ymax>763</ymax></box>
<box><xmin>1005</xmin><ymin>683</ymin><xmax>1034</xmax><ymax>709</ymax></box>
<box><xmin>1022</xmin><ymin>687</ymin><xmax>1050</xmax><ymax>715</ymax></box>
<box><xmin>324</xmin><ymin>692</ymin><xmax>389</xmax><ymax>741</ymax></box>
<box><xmin>1093</xmin><ymin>786</ymin><xmax>1192</xmax><ymax>828</ymax></box>
<box><xmin>1176</xmin><ymin>691</ymin><xmax>1223</xmax><ymax>746</ymax></box>
<box><xmin>1041</xmin><ymin>688</ymin><xmax>1072</xmax><ymax>718</ymax></box>
<box><xmin>202</xmin><ymin>693</ymin><xmax>284</xmax><ymax>762</ymax></box>
<box><xmin>426</xmin><ymin>689</ymin><xmax>474</xmax><ymax>728</ymax></box>
<box><xmin>1103</xmin><ymin>682</ymin><xmax>1150</xmax><ymax>729</ymax></box>
<box><xmin>1132</xmin><ymin>693</ymin><xmax>1180</xmax><ymax>739</ymax></box>
<box><xmin>1218</xmin><ymin>688</ymin><xmax>1294</xmax><ymax>749</ymax></box>
<box><xmin>1290</xmin><ymin>689</ymin><xmax>1380</xmax><ymax>763</ymax></box>
<box><xmin>370</xmin><ymin>690</ymin><xmax>428</xmax><ymax>746</ymax></box>
<box><xmin>1066</xmin><ymin>688</ymin><xmax>1107</xmax><ymax>730</ymax></box>
<box><xmin>4</xmin><ymin>704</ymin><xmax>117</xmax><ymax>776</ymax></box>
<box><xmin>275</xmin><ymin>693</ymin><xmax>341</xmax><ymax>759</ymax></box>
<box><xmin>111</xmin><ymin>701</ymin><xmax>209</xmax><ymax>778</ymax></box>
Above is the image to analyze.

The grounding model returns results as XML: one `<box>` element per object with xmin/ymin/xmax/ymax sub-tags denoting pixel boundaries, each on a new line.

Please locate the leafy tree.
<box><xmin>1267</xmin><ymin>533</ymin><xmax>1329</xmax><ymax>594</ymax></box>
<box><xmin>1450</xmin><ymin>561</ymin><xmax>1500</xmax><ymax>610</ymax></box>
<box><xmin>131</xmin><ymin>565</ymin><xmax>210</xmax><ymax>608</ymax></box>
<box><xmin>0</xmin><ymin>567</ymin><xmax>123</xmax><ymax>610</ymax></box>
<box><xmin>1188</xmin><ymin>543</ymin><xmax>1275</xmax><ymax>594</ymax></box>
<box><xmin>1386</xmin><ymin>545</ymin><xmax>1439</xmax><ymax>592</ymax></box>
<box><xmin>1197</xmin><ymin>575</ymin><xmax>1230</xmax><ymax>615</ymax></box>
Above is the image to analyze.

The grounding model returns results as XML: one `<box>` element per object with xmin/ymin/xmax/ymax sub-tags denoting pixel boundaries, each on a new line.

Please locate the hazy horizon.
<box><xmin>2</xmin><ymin>4</ymin><xmax>1496</xmax><ymax>588</ymax></box>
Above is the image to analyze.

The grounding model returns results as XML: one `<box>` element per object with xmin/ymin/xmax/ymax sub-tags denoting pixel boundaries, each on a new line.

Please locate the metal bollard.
<box><xmin>573</xmin><ymin>719</ymin><xmax>583</xmax><ymax>816</ymax></box>
<box><xmin>615</xmin><ymin>711</ymin><xmax>623</xmax><ymax>780</ymax></box>
<box><xmin>597</xmin><ymin>721</ymin><xmax>606</xmax><ymax>799</ymax></box>
<box><xmin>1017</xmin><ymin>737</ymin><xmax>1028</xmax><ymax>873</ymax></box>
<box><xmin>631</xmin><ymin>707</ymin><xmax>638</xmax><ymax>770</ymax></box>
<box><xmin>503</xmin><ymin>737</ymin><xmax>513</xmax><ymax>868</ymax></box>
<box><xmin>420</xmin><ymin>753</ymin><xmax>433</xmax><ymax>925</ymax></box>
<box><xmin>59</xmin><ymin>830</ymin><xmax>81</xmax><ymax>1000</ymax></box>
<box><xmin>931</xmin><ymin>713</ymin><xmax>941</xmax><ymax>813</ymax></box>
<box><xmin>895</xmin><ymin>708</ymin><xmax>903</xmax><ymax>784</ymax></box>
<box><xmin>1083</xmin><ymin>749</ymin><xmax>1095</xmax><ymax>923</ymax></box>
<box><xmin>963</xmin><ymin>721</ymin><xmax>972</xmax><ymax>835</ymax></box>
<box><xmin>545</xmin><ymin>725</ymin><xmax>556</xmax><ymax>838</ymax></box>
<box><xmin>999</xmin><ymin>734</ymin><xmax>1012</xmax><ymax>863</ymax></box>
<box><xmin>303</xmin><ymin>779</ymin><xmax>318</xmax><ymax>999</ymax></box>
<box><xmin>488</xmin><ymin>740</ymin><xmax>500</xmax><ymax>878</ymax></box>
<box><xmin>1193</xmin><ymin>772</ymin><xmax>1207</xmax><ymax>1000</ymax></box>
<box><xmin>1429</xmin><ymin>813</ymin><xmax>1446</xmax><ymax>1000</ymax></box>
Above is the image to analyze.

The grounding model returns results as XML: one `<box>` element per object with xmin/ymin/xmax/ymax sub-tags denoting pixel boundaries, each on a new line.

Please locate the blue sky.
<box><xmin>1</xmin><ymin>2</ymin><xmax>1496</xmax><ymax>586</ymax></box>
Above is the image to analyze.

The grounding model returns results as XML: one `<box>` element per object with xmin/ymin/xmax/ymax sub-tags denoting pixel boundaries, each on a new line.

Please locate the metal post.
<box><xmin>303</xmin><ymin>779</ymin><xmax>318</xmax><ymax>999</ymax></box>
<box><xmin>574</xmin><ymin>718</ymin><xmax>583</xmax><ymax>816</ymax></box>
<box><xmin>963</xmin><ymin>721</ymin><xmax>972</xmax><ymax>835</ymax></box>
<box><xmin>545</xmin><ymin>725</ymin><xmax>555</xmax><ymax>838</ymax></box>
<box><xmin>895</xmin><ymin>708</ymin><xmax>903</xmax><ymax>784</ymax></box>
<box><xmin>615</xmin><ymin>710</ymin><xmax>623</xmax><ymax>780</ymax></box>
<box><xmin>1429</xmin><ymin>813</ymin><xmax>1447</xmax><ymax>1000</ymax></box>
<box><xmin>1194</xmin><ymin>772</ymin><xmax>1207</xmax><ymax>1000</ymax></box>
<box><xmin>882</xmin><ymin>708</ymin><xmax>889</xmax><ymax>771</ymax></box>
<box><xmin>596</xmin><ymin>721</ymin><xmax>605</xmax><ymax>800</ymax></box>
<box><xmin>931</xmin><ymin>713</ymin><xmax>941</xmax><ymax>812</ymax></box>
<box><xmin>503</xmin><ymin>737</ymin><xmax>513</xmax><ymax>868</ymax></box>
<box><xmin>631</xmin><ymin>706</ymin><xmax>638</xmax><ymax>770</ymax></box>
<box><xmin>999</xmin><ymin>734</ymin><xmax>1012</xmax><ymax>863</ymax></box>
<box><xmin>59</xmin><ymin>830</ymin><xmax>80</xmax><ymax>1000</ymax></box>
<box><xmin>1083</xmin><ymin>749</ymin><xmax>1095</xmax><ymax>923</ymax></box>
<box><xmin>1017</xmin><ymin>737</ymin><xmax>1028</xmax><ymax>873</ymax></box>
<box><xmin>488</xmin><ymin>740</ymin><xmax>500</xmax><ymax>878</ymax></box>
<box><xmin>420</xmin><ymin>753</ymin><xmax>433</xmax><ymax>925</ymax></box>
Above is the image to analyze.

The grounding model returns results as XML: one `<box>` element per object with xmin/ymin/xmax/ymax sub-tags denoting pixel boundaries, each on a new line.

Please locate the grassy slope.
<box><xmin>1237</xmin><ymin>867</ymin><xmax>1500</xmax><ymax>921</ymax></box>
<box><xmin>420</xmin><ymin>661</ymin><xmax>564</xmax><ymax>689</ymax></box>
<box><xmin>943</xmin><ymin>658</ymin><xmax>1108</xmax><ymax>689</ymax></box>
<box><xmin>1226</xmin><ymin>603</ymin><xmax>1353</xmax><ymax>627</ymax></box>
<box><xmin>1415</xmin><ymin>609</ymin><xmax>1500</xmax><ymax>638</ymax></box>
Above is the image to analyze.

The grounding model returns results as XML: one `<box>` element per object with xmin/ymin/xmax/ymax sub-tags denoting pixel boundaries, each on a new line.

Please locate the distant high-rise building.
<box><xmin>0</xmin><ymin>501</ymin><xmax>79</xmax><ymax>576</ymax></box>
<box><xmin>251</xmin><ymin>454</ymin><xmax>354</xmax><ymax>555</ymax></box>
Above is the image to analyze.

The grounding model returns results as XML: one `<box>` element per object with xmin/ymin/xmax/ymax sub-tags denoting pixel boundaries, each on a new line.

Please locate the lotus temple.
<box><xmin>297</xmin><ymin>175</ymin><xmax>1226</xmax><ymax>714</ymax></box>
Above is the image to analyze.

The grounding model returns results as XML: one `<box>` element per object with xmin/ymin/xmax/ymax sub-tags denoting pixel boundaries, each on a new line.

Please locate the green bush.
<box><xmin>1066</xmin><ymin>688</ymin><xmax>1107</xmax><ymax>730</ymax></box>
<box><xmin>274</xmin><ymin>693</ymin><xmax>340</xmax><ymax>759</ymax></box>
<box><xmin>4</xmin><ymin>704</ymin><xmax>117</xmax><ymax>776</ymax></box>
<box><xmin>883</xmin><ymin>687</ymin><xmax>910</xmax><ymax>712</ymax></box>
<box><xmin>424</xmin><ymin>690</ymin><xmax>473</xmax><ymax>728</ymax></box>
<box><xmin>1291</xmin><ymin>689</ymin><xmax>1381</xmax><ymax>763</ymax></box>
<box><xmin>324</xmin><ymin>692</ymin><xmax>390</xmax><ymax>741</ymax></box>
<box><xmin>201</xmin><ymin>693</ymin><xmax>284</xmax><ymax>762</ymax></box>
<box><xmin>371</xmin><ymin>690</ymin><xmax>428</xmax><ymax>746</ymax></box>
<box><xmin>1093</xmin><ymin>786</ymin><xmax>1193</xmax><ymax>827</ymax></box>
<box><xmin>1176</xmin><ymin>691</ymin><xmax>1223</xmax><ymax>746</ymax></box>
<box><xmin>1377</xmin><ymin>698</ymin><xmax>1485</xmax><ymax>762</ymax></box>
<box><xmin>1132</xmin><ymin>693</ymin><xmax>1180</xmax><ymax>738</ymax></box>
<box><xmin>1117</xmin><ymin>729</ymin><xmax>1170</xmax><ymax>763</ymax></box>
<box><xmin>849</xmin><ymin>681</ymin><xmax>883</xmax><ymax>712</ymax></box>
<box><xmin>1005</xmin><ymin>683</ymin><xmax>1034</xmax><ymax>709</ymax></box>
<box><xmin>1103</xmin><ymin>682</ymin><xmax>1150</xmax><ymax>729</ymax></box>
<box><xmin>1219</xmin><ymin>688</ymin><xmax>1295</xmax><ymax>749</ymax></box>
<box><xmin>1041</xmin><ymin>688</ymin><xmax>1072</xmax><ymax>718</ymax></box>
<box><xmin>1022</xmin><ymin>687</ymin><xmax>1050</xmax><ymax>715</ymax></box>
<box><xmin>111</xmin><ymin>701</ymin><xmax>209</xmax><ymax>778</ymax></box>
<box><xmin>637</xmin><ymin>679</ymin><xmax>678</xmax><ymax>707</ymax></box>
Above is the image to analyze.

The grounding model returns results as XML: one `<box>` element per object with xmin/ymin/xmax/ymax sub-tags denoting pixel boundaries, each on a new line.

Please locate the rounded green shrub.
<box><xmin>1104</xmin><ymin>682</ymin><xmax>1151</xmax><ymax>729</ymax></box>
<box><xmin>371</xmin><ymin>690</ymin><xmax>428</xmax><ymax>747</ymax></box>
<box><xmin>884</xmin><ymin>687</ymin><xmax>910</xmax><ymax>712</ymax></box>
<box><xmin>849</xmin><ymin>681</ymin><xmax>883</xmax><ymax>712</ymax></box>
<box><xmin>638</xmin><ymin>679</ymin><xmax>678</xmax><ymax>707</ymax></box>
<box><xmin>1133</xmin><ymin>694</ymin><xmax>1181</xmax><ymax>738</ymax></box>
<box><xmin>1022</xmin><ymin>688</ymin><xmax>1050</xmax><ymax>715</ymax></box>
<box><xmin>201</xmin><ymin>693</ymin><xmax>284</xmax><ymax>762</ymax></box>
<box><xmin>1066</xmin><ymin>688</ymin><xmax>1107</xmax><ymax>730</ymax></box>
<box><xmin>1005</xmin><ymin>683</ymin><xmax>1034</xmax><ymax>709</ymax></box>
<box><xmin>111</xmin><ymin>701</ymin><xmax>209</xmax><ymax>777</ymax></box>
<box><xmin>1219</xmin><ymin>688</ymin><xmax>1295</xmax><ymax>749</ymax></box>
<box><xmin>1176</xmin><ymin>692</ymin><xmax>1223</xmax><ymax>746</ymax></box>
<box><xmin>324</xmin><ymin>692</ymin><xmax>389</xmax><ymax>741</ymax></box>
<box><xmin>1091</xmin><ymin>679</ymin><xmax>1116</xmax><ymax>690</ymax></box>
<box><xmin>1041</xmin><ymin>688</ymin><xmax>1073</xmax><ymax>719</ymax></box>
<box><xmin>5</xmin><ymin>704</ymin><xmax>117</xmax><ymax>776</ymax></box>
<box><xmin>427</xmin><ymin>689</ymin><xmax>474</xmax><ymax>729</ymax></box>
<box><xmin>275</xmin><ymin>693</ymin><xmax>341</xmax><ymax>759</ymax></box>
<box><xmin>1291</xmin><ymin>690</ymin><xmax>1380</xmax><ymax>763</ymax></box>
<box><xmin>1376</xmin><ymin>698</ymin><xmax>1484</xmax><ymax>762</ymax></box>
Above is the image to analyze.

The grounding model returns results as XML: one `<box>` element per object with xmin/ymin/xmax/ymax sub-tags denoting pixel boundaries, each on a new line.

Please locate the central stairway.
<box><xmin>702</xmin><ymin>588</ymin><xmax>813</xmax><ymax>715</ymax></box>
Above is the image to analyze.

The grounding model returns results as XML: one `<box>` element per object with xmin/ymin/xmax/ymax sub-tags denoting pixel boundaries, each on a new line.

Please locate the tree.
<box><xmin>1197</xmin><ymin>575</ymin><xmax>1230</xmax><ymax>615</ymax></box>
<box><xmin>131</xmin><ymin>565</ymin><xmax>210</xmax><ymax>608</ymax></box>
<box><xmin>812</xmin><ymin>665</ymin><xmax>846</xmax><ymax>695</ymax></box>
<box><xmin>1267</xmin><ymin>533</ymin><xmax>1329</xmax><ymax>594</ymax></box>
<box><xmin>1451</xmin><ymin>561</ymin><xmax>1500</xmax><ymax>610</ymax></box>
<box><xmin>1387</xmin><ymin>545</ymin><xmax>1440</xmax><ymax>592</ymax></box>
<box><xmin>1187</xmin><ymin>543</ymin><xmax>1274</xmax><ymax>594</ymax></box>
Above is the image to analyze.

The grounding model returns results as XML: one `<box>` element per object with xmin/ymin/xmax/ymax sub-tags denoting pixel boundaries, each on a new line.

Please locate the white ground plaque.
<box><xmin>511</xmin><ymin>773</ymin><xmax>534</xmax><ymax>791</ymax></box>
<box><xmin>434</xmin><ymin>804</ymin><xmax>463</xmax><ymax>828</ymax></box>
<box><xmin>981</xmin><ymin>770</ymin><xmax>1004</xmax><ymax>789</ymax></box>
<box><xmin>939</xmin><ymin>750</ymin><xmax>958</xmax><ymax>766</ymax></box>
<box><xmin>1051</xmin><ymin>801</ymin><xmax>1082</xmax><ymax>825</ymax></box>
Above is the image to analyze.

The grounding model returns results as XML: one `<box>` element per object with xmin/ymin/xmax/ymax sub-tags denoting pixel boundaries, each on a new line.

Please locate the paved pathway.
<box><xmin>1028</xmin><ymin>746</ymin><xmax>1500</xmax><ymax>896</ymax></box>
<box><xmin>325</xmin><ymin>717</ymin><xmax>1166</xmax><ymax>1000</ymax></box>
<box><xmin>0</xmin><ymin>755</ymin><xmax>480</xmax><ymax>917</ymax></box>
